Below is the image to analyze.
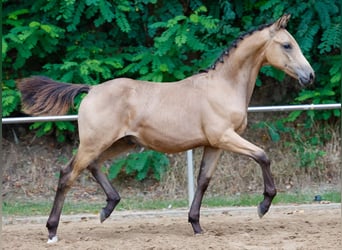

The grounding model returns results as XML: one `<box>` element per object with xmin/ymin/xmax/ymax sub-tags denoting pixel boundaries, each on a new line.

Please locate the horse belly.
<box><xmin>135</xmin><ymin>123</ymin><xmax>208</xmax><ymax>154</ymax></box>
<box><xmin>139</xmin><ymin>135</ymin><xmax>207</xmax><ymax>154</ymax></box>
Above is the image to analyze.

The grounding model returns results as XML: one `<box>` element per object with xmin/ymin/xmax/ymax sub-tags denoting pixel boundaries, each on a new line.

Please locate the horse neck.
<box><xmin>213</xmin><ymin>29</ymin><xmax>269</xmax><ymax>106</ymax></box>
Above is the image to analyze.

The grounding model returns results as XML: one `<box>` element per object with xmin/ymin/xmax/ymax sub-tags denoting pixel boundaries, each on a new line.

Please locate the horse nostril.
<box><xmin>310</xmin><ymin>72</ymin><xmax>315</xmax><ymax>81</ymax></box>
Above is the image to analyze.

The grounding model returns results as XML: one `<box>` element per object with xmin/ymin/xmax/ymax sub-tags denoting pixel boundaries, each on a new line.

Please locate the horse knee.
<box><xmin>57</xmin><ymin>166</ymin><xmax>70</xmax><ymax>187</ymax></box>
<box><xmin>253</xmin><ymin>151</ymin><xmax>270</xmax><ymax>167</ymax></box>
<box><xmin>265</xmin><ymin>187</ymin><xmax>277</xmax><ymax>199</ymax></box>
<box><xmin>107</xmin><ymin>194</ymin><xmax>121</xmax><ymax>205</ymax></box>
<box><xmin>57</xmin><ymin>164</ymin><xmax>79</xmax><ymax>191</ymax></box>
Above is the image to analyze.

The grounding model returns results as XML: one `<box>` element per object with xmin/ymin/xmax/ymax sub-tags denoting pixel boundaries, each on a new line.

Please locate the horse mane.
<box><xmin>201</xmin><ymin>22</ymin><xmax>274</xmax><ymax>72</ymax></box>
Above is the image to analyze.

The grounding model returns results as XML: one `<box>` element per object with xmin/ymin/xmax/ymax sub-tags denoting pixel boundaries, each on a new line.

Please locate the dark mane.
<box><xmin>201</xmin><ymin>22</ymin><xmax>274</xmax><ymax>73</ymax></box>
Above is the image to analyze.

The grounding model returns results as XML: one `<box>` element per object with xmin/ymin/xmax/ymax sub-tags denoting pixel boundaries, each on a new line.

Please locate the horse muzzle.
<box><xmin>298</xmin><ymin>69</ymin><xmax>315</xmax><ymax>87</ymax></box>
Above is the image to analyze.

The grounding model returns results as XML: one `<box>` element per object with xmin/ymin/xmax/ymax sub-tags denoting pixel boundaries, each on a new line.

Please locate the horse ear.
<box><xmin>274</xmin><ymin>14</ymin><xmax>291</xmax><ymax>30</ymax></box>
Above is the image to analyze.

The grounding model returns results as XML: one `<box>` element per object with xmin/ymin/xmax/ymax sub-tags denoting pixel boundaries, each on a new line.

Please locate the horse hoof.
<box><xmin>257</xmin><ymin>204</ymin><xmax>264</xmax><ymax>218</ymax></box>
<box><xmin>194</xmin><ymin>230</ymin><xmax>207</xmax><ymax>236</ymax></box>
<box><xmin>192</xmin><ymin>227</ymin><xmax>203</xmax><ymax>235</ymax></box>
<box><xmin>100</xmin><ymin>209</ymin><xmax>107</xmax><ymax>223</ymax></box>
<box><xmin>47</xmin><ymin>236</ymin><xmax>58</xmax><ymax>244</ymax></box>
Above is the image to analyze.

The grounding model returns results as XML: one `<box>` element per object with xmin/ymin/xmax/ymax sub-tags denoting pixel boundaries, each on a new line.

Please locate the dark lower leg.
<box><xmin>46</xmin><ymin>160</ymin><xmax>74</xmax><ymax>240</ymax></box>
<box><xmin>188</xmin><ymin>177</ymin><xmax>210</xmax><ymax>234</ymax></box>
<box><xmin>89</xmin><ymin>140</ymin><xmax>135</xmax><ymax>222</ymax></box>
<box><xmin>188</xmin><ymin>147</ymin><xmax>221</xmax><ymax>234</ymax></box>
<box><xmin>88</xmin><ymin>163</ymin><xmax>120</xmax><ymax>222</ymax></box>
<box><xmin>256</xmin><ymin>155</ymin><xmax>277</xmax><ymax>217</ymax></box>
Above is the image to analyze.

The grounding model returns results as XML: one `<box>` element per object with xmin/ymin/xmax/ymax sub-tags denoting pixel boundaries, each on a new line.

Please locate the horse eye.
<box><xmin>283</xmin><ymin>43</ymin><xmax>292</xmax><ymax>50</ymax></box>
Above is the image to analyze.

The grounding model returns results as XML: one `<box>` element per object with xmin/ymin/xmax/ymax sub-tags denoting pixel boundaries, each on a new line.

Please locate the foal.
<box><xmin>17</xmin><ymin>14</ymin><xmax>314</xmax><ymax>243</ymax></box>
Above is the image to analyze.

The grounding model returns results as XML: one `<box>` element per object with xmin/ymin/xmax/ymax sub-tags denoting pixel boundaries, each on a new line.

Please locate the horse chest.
<box><xmin>204</xmin><ymin>95</ymin><xmax>247</xmax><ymax>133</ymax></box>
<box><xmin>226</xmin><ymin>110</ymin><xmax>248</xmax><ymax>134</ymax></box>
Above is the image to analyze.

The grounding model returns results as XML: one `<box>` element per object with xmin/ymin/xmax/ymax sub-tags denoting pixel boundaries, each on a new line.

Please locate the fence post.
<box><xmin>187</xmin><ymin>150</ymin><xmax>194</xmax><ymax>207</ymax></box>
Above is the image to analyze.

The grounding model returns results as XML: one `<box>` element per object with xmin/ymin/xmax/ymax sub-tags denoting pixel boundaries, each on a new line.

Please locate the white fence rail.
<box><xmin>2</xmin><ymin>104</ymin><xmax>341</xmax><ymax>124</ymax></box>
<box><xmin>2</xmin><ymin>103</ymin><xmax>341</xmax><ymax>206</ymax></box>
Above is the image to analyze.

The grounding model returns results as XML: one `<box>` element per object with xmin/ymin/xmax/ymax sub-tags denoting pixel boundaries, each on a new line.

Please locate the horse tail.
<box><xmin>17</xmin><ymin>76</ymin><xmax>90</xmax><ymax>116</ymax></box>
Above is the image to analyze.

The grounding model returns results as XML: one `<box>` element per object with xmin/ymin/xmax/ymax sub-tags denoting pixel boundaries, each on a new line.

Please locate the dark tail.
<box><xmin>17</xmin><ymin>76</ymin><xmax>90</xmax><ymax>116</ymax></box>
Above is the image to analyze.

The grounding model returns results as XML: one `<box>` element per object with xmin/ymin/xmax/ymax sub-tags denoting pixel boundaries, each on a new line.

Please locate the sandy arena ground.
<box><xmin>2</xmin><ymin>204</ymin><xmax>341</xmax><ymax>250</ymax></box>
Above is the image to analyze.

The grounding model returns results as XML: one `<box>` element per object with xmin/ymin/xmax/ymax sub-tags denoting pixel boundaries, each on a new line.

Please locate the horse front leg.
<box><xmin>255</xmin><ymin>153</ymin><xmax>276</xmax><ymax>217</ymax></box>
<box><xmin>214</xmin><ymin>129</ymin><xmax>277</xmax><ymax>218</ymax></box>
<box><xmin>188</xmin><ymin>146</ymin><xmax>222</xmax><ymax>234</ymax></box>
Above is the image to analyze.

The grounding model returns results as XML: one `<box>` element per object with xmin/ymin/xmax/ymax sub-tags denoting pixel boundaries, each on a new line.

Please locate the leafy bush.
<box><xmin>3</xmin><ymin>1</ymin><xmax>340</xmax><ymax>120</ymax></box>
<box><xmin>2</xmin><ymin>80</ymin><xmax>21</xmax><ymax>117</ymax></box>
<box><xmin>107</xmin><ymin>150</ymin><xmax>170</xmax><ymax>181</ymax></box>
<box><xmin>254</xmin><ymin>120</ymin><xmax>328</xmax><ymax>169</ymax></box>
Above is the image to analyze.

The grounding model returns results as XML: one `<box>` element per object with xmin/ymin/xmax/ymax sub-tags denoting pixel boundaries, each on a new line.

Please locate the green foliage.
<box><xmin>290</xmin><ymin>55</ymin><xmax>341</xmax><ymax>121</ymax></box>
<box><xmin>3</xmin><ymin>0</ymin><xmax>340</xmax><ymax>117</ymax></box>
<box><xmin>29</xmin><ymin>121</ymin><xmax>76</xmax><ymax>142</ymax></box>
<box><xmin>107</xmin><ymin>150</ymin><xmax>170</xmax><ymax>181</ymax></box>
<box><xmin>2</xmin><ymin>80</ymin><xmax>21</xmax><ymax>117</ymax></box>
<box><xmin>284</xmin><ymin>125</ymin><xmax>328</xmax><ymax>170</ymax></box>
<box><xmin>254</xmin><ymin>119</ymin><xmax>330</xmax><ymax>170</ymax></box>
<box><xmin>117</xmin><ymin>5</ymin><xmax>219</xmax><ymax>82</ymax></box>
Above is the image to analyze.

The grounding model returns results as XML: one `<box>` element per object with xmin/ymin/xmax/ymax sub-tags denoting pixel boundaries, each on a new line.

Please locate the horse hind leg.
<box><xmin>46</xmin><ymin>151</ymin><xmax>95</xmax><ymax>243</ymax></box>
<box><xmin>88</xmin><ymin>136</ymin><xmax>136</xmax><ymax>223</ymax></box>
<box><xmin>46</xmin><ymin>158</ymin><xmax>73</xmax><ymax>243</ymax></box>
<box><xmin>88</xmin><ymin>163</ymin><xmax>121</xmax><ymax>223</ymax></box>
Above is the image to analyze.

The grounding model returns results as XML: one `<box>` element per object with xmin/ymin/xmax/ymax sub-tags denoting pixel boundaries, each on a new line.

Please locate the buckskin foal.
<box><xmin>17</xmin><ymin>14</ymin><xmax>314</xmax><ymax>243</ymax></box>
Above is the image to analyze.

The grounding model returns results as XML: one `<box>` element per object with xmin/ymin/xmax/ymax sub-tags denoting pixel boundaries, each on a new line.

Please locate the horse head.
<box><xmin>264</xmin><ymin>14</ymin><xmax>315</xmax><ymax>87</ymax></box>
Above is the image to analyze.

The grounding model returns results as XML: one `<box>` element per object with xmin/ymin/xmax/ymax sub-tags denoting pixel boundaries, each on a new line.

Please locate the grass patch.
<box><xmin>276</xmin><ymin>190</ymin><xmax>341</xmax><ymax>204</ymax></box>
<box><xmin>202</xmin><ymin>191</ymin><xmax>341</xmax><ymax>208</ymax></box>
<box><xmin>3</xmin><ymin>191</ymin><xmax>340</xmax><ymax>217</ymax></box>
<box><xmin>2</xmin><ymin>201</ymin><xmax>104</xmax><ymax>216</ymax></box>
<box><xmin>117</xmin><ymin>198</ymin><xmax>188</xmax><ymax>211</ymax></box>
